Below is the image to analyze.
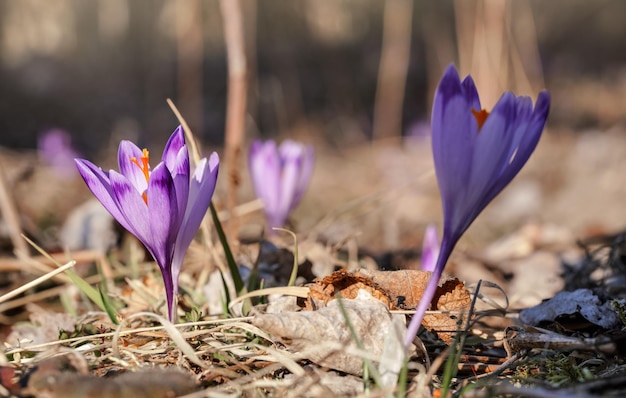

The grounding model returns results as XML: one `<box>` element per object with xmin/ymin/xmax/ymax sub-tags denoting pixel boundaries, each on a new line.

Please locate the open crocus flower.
<box><xmin>404</xmin><ymin>65</ymin><xmax>550</xmax><ymax>347</ymax></box>
<box><xmin>75</xmin><ymin>126</ymin><xmax>219</xmax><ymax>321</ymax></box>
<box><xmin>249</xmin><ymin>139</ymin><xmax>314</xmax><ymax>231</ymax></box>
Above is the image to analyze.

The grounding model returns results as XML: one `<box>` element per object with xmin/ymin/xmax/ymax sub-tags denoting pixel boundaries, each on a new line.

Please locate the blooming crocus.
<box><xmin>420</xmin><ymin>224</ymin><xmax>439</xmax><ymax>273</ymax></box>
<box><xmin>404</xmin><ymin>65</ymin><xmax>550</xmax><ymax>347</ymax></box>
<box><xmin>38</xmin><ymin>128</ymin><xmax>81</xmax><ymax>179</ymax></box>
<box><xmin>75</xmin><ymin>126</ymin><xmax>219</xmax><ymax>321</ymax></box>
<box><xmin>249</xmin><ymin>140</ymin><xmax>314</xmax><ymax>231</ymax></box>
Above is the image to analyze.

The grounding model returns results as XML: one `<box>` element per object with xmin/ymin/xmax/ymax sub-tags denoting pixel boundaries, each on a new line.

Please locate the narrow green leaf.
<box><xmin>22</xmin><ymin>235</ymin><xmax>107</xmax><ymax>311</ymax></box>
<box><xmin>98</xmin><ymin>284</ymin><xmax>119</xmax><ymax>325</ymax></box>
<box><xmin>209</xmin><ymin>203</ymin><xmax>245</xmax><ymax>294</ymax></box>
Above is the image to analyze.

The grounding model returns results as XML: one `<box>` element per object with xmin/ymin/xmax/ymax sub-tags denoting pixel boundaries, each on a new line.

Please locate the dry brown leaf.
<box><xmin>304</xmin><ymin>269</ymin><xmax>394</xmax><ymax>310</ymax></box>
<box><xmin>302</xmin><ymin>269</ymin><xmax>471</xmax><ymax>343</ymax></box>
<box><xmin>355</xmin><ymin>269</ymin><xmax>432</xmax><ymax>309</ymax></box>
<box><xmin>423</xmin><ymin>278</ymin><xmax>472</xmax><ymax>343</ymax></box>
<box><xmin>253</xmin><ymin>290</ymin><xmax>393</xmax><ymax>375</ymax></box>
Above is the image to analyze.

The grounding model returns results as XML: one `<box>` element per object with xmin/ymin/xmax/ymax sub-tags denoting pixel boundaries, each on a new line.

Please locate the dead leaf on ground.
<box><xmin>355</xmin><ymin>269</ymin><xmax>432</xmax><ymax>309</ymax></box>
<box><xmin>424</xmin><ymin>278</ymin><xmax>473</xmax><ymax>343</ymax></box>
<box><xmin>253</xmin><ymin>290</ymin><xmax>398</xmax><ymax>375</ymax></box>
<box><xmin>304</xmin><ymin>269</ymin><xmax>394</xmax><ymax>310</ymax></box>
<box><xmin>302</xmin><ymin>269</ymin><xmax>471</xmax><ymax>343</ymax></box>
<box><xmin>519</xmin><ymin>289</ymin><xmax>626</xmax><ymax>330</ymax></box>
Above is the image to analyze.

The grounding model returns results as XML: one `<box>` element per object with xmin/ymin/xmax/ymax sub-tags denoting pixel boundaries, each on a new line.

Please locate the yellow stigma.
<box><xmin>471</xmin><ymin>108</ymin><xmax>490</xmax><ymax>130</ymax></box>
<box><xmin>130</xmin><ymin>148</ymin><xmax>150</xmax><ymax>204</ymax></box>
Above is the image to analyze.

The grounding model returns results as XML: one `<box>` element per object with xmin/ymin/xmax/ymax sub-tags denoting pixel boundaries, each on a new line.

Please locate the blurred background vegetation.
<box><xmin>0</xmin><ymin>0</ymin><xmax>624</xmax><ymax>155</ymax></box>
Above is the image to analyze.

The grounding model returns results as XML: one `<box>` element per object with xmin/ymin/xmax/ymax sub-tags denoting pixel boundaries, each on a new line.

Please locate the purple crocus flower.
<box><xmin>420</xmin><ymin>224</ymin><xmax>439</xmax><ymax>273</ymax></box>
<box><xmin>249</xmin><ymin>139</ymin><xmax>314</xmax><ymax>231</ymax></box>
<box><xmin>74</xmin><ymin>126</ymin><xmax>219</xmax><ymax>321</ymax></box>
<box><xmin>404</xmin><ymin>65</ymin><xmax>550</xmax><ymax>347</ymax></box>
<box><xmin>38</xmin><ymin>128</ymin><xmax>81</xmax><ymax>179</ymax></box>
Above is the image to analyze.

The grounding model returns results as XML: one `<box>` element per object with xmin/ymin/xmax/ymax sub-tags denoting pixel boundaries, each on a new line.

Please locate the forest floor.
<box><xmin>1</xmin><ymin>125</ymin><xmax>626</xmax><ymax>397</ymax></box>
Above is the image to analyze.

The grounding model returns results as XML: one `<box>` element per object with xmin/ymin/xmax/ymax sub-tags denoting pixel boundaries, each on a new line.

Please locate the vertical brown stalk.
<box><xmin>0</xmin><ymin>162</ymin><xmax>29</xmax><ymax>259</ymax></box>
<box><xmin>220</xmin><ymin>0</ymin><xmax>247</xmax><ymax>244</ymax></box>
<box><xmin>372</xmin><ymin>0</ymin><xmax>413</xmax><ymax>141</ymax></box>
<box><xmin>175</xmin><ymin>0</ymin><xmax>204</xmax><ymax>134</ymax></box>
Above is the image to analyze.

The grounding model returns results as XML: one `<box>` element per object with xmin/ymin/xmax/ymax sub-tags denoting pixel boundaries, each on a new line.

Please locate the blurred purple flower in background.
<box><xmin>420</xmin><ymin>224</ymin><xmax>439</xmax><ymax>273</ymax></box>
<box><xmin>38</xmin><ymin>128</ymin><xmax>81</xmax><ymax>179</ymax></box>
<box><xmin>404</xmin><ymin>65</ymin><xmax>550</xmax><ymax>347</ymax></box>
<box><xmin>75</xmin><ymin>126</ymin><xmax>219</xmax><ymax>321</ymax></box>
<box><xmin>249</xmin><ymin>139</ymin><xmax>314</xmax><ymax>231</ymax></box>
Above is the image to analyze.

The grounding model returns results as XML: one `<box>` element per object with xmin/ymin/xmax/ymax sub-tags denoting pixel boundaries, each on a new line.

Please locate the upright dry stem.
<box><xmin>372</xmin><ymin>0</ymin><xmax>413</xmax><ymax>141</ymax></box>
<box><xmin>220</xmin><ymin>0</ymin><xmax>247</xmax><ymax>244</ymax></box>
<box><xmin>0</xmin><ymin>160</ymin><xmax>29</xmax><ymax>258</ymax></box>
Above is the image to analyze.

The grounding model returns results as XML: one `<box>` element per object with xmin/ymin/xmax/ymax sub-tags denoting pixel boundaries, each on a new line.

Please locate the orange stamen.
<box><xmin>130</xmin><ymin>148</ymin><xmax>150</xmax><ymax>204</ymax></box>
<box><xmin>471</xmin><ymin>108</ymin><xmax>489</xmax><ymax>129</ymax></box>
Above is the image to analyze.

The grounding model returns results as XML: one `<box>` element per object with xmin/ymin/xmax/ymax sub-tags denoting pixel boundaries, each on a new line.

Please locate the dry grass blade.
<box><xmin>0</xmin><ymin>260</ymin><xmax>75</xmax><ymax>304</ymax></box>
<box><xmin>112</xmin><ymin>312</ymin><xmax>212</xmax><ymax>369</ymax></box>
<box><xmin>167</xmin><ymin>98</ymin><xmax>225</xmax><ymax>274</ymax></box>
<box><xmin>228</xmin><ymin>286</ymin><xmax>309</xmax><ymax>315</ymax></box>
<box><xmin>5</xmin><ymin>317</ymin><xmax>252</xmax><ymax>356</ymax></box>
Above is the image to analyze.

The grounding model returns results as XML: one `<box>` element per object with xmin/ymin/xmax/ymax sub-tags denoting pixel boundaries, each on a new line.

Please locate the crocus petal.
<box><xmin>461</xmin><ymin>74</ymin><xmax>481</xmax><ymax>111</ymax></box>
<box><xmin>108</xmin><ymin>170</ymin><xmax>151</xmax><ymax>244</ymax></box>
<box><xmin>170</xmin><ymin>146</ymin><xmax>191</xmax><ymax>224</ymax></box>
<box><xmin>292</xmin><ymin>144</ymin><xmax>315</xmax><ymax>209</ymax></box>
<box><xmin>505</xmin><ymin>91</ymin><xmax>550</xmax><ymax>179</ymax></box>
<box><xmin>162</xmin><ymin>126</ymin><xmax>186</xmax><ymax>171</ymax></box>
<box><xmin>458</xmin><ymin>93</ymin><xmax>517</xmax><ymax>231</ymax></box>
<box><xmin>75</xmin><ymin>159</ymin><xmax>134</xmax><ymax>233</ymax></box>
<box><xmin>432</xmin><ymin>95</ymin><xmax>476</xmax><ymax>231</ymax></box>
<box><xmin>171</xmin><ymin>153</ymin><xmax>219</xmax><ymax>279</ymax></box>
<box><xmin>118</xmin><ymin>140</ymin><xmax>149</xmax><ymax>195</ymax></box>
<box><xmin>146</xmin><ymin>163</ymin><xmax>179</xmax><ymax>268</ymax></box>
<box><xmin>277</xmin><ymin>141</ymin><xmax>303</xmax><ymax>222</ymax></box>
<box><xmin>249</xmin><ymin>140</ymin><xmax>282</xmax><ymax>227</ymax></box>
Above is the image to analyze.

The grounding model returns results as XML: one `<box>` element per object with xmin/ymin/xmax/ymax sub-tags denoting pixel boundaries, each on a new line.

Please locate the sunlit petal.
<box><xmin>118</xmin><ymin>140</ymin><xmax>149</xmax><ymax>194</ymax></box>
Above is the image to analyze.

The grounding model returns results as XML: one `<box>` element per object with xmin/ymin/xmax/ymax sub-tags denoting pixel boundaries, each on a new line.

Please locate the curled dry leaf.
<box><xmin>253</xmin><ymin>290</ymin><xmax>395</xmax><ymax>375</ymax></box>
<box><xmin>355</xmin><ymin>269</ymin><xmax>431</xmax><ymax>309</ymax></box>
<box><xmin>302</xmin><ymin>269</ymin><xmax>471</xmax><ymax>343</ymax></box>
<box><xmin>305</xmin><ymin>269</ymin><xmax>394</xmax><ymax>310</ymax></box>
<box><xmin>519</xmin><ymin>289</ymin><xmax>625</xmax><ymax>330</ymax></box>
<box><xmin>423</xmin><ymin>278</ymin><xmax>472</xmax><ymax>343</ymax></box>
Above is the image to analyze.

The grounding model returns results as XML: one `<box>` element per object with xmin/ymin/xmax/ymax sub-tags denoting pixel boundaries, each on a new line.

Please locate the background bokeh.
<box><xmin>2</xmin><ymin>0</ymin><xmax>626</xmax><ymax>254</ymax></box>
<box><xmin>1</xmin><ymin>0</ymin><xmax>625</xmax><ymax>153</ymax></box>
